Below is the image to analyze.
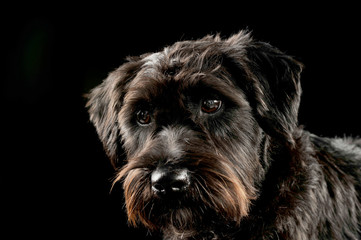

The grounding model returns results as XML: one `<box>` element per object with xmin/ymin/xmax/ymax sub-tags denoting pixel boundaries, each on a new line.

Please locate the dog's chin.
<box><xmin>141</xmin><ymin>193</ymin><xmax>239</xmax><ymax>235</ymax></box>
<box><xmin>147</xmin><ymin>195</ymin><xmax>203</xmax><ymax>228</ymax></box>
<box><xmin>151</xmin><ymin>203</ymin><xmax>240</xmax><ymax>240</ymax></box>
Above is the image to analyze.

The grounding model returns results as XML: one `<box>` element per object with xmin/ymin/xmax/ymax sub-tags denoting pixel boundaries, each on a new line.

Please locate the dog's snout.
<box><xmin>151</xmin><ymin>167</ymin><xmax>190</xmax><ymax>196</ymax></box>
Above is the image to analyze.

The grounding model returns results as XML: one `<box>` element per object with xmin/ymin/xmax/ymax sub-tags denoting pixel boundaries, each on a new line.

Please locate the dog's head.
<box><xmin>86</xmin><ymin>30</ymin><xmax>302</xmax><ymax>237</ymax></box>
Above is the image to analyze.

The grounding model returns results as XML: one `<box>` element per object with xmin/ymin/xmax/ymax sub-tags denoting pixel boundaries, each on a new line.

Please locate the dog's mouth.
<box><xmin>119</xmin><ymin>159</ymin><xmax>253</xmax><ymax>231</ymax></box>
<box><xmin>136</xmin><ymin>174</ymin><xmax>245</xmax><ymax>230</ymax></box>
<box><xmin>147</xmin><ymin>180</ymin><xmax>202</xmax><ymax>214</ymax></box>
<box><xmin>146</xmin><ymin>195</ymin><xmax>210</xmax><ymax>231</ymax></box>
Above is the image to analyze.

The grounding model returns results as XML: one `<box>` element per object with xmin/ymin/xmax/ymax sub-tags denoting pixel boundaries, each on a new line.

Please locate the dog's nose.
<box><xmin>151</xmin><ymin>168</ymin><xmax>190</xmax><ymax>196</ymax></box>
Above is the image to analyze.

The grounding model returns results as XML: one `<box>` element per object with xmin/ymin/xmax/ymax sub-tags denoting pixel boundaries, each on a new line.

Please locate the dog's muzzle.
<box><xmin>151</xmin><ymin>167</ymin><xmax>190</xmax><ymax>197</ymax></box>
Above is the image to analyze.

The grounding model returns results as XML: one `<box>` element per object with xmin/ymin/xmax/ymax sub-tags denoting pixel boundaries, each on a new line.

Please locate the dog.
<box><xmin>86</xmin><ymin>30</ymin><xmax>361</xmax><ymax>239</ymax></box>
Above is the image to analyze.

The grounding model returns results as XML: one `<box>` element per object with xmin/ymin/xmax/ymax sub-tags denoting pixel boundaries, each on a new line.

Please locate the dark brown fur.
<box><xmin>86</xmin><ymin>31</ymin><xmax>361</xmax><ymax>239</ymax></box>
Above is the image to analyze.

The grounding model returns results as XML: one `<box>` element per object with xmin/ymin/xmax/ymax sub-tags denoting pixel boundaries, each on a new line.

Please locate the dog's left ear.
<box><xmin>224</xmin><ymin>32</ymin><xmax>303</xmax><ymax>145</ymax></box>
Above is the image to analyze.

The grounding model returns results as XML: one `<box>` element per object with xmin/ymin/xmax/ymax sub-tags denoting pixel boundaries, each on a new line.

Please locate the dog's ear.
<box><xmin>86</xmin><ymin>58</ymin><xmax>141</xmax><ymax>167</ymax></box>
<box><xmin>224</xmin><ymin>32</ymin><xmax>303</xmax><ymax>145</ymax></box>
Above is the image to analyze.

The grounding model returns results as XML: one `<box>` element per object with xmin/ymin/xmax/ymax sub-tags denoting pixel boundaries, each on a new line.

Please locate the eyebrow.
<box><xmin>124</xmin><ymin>70</ymin><xmax>247</xmax><ymax>110</ymax></box>
<box><xmin>183</xmin><ymin>74</ymin><xmax>247</xmax><ymax>106</ymax></box>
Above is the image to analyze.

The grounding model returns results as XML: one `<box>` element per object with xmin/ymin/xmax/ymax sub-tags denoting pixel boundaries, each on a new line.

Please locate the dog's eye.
<box><xmin>201</xmin><ymin>99</ymin><xmax>222</xmax><ymax>114</ymax></box>
<box><xmin>136</xmin><ymin>109</ymin><xmax>151</xmax><ymax>125</ymax></box>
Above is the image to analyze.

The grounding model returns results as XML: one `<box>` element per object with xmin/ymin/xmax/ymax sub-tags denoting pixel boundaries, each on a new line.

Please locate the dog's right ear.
<box><xmin>223</xmin><ymin>31</ymin><xmax>303</xmax><ymax>145</ymax></box>
<box><xmin>86</xmin><ymin>58</ymin><xmax>141</xmax><ymax>167</ymax></box>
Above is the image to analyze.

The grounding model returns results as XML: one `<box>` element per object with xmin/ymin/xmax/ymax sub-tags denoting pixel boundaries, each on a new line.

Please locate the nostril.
<box><xmin>152</xmin><ymin>183</ymin><xmax>166</xmax><ymax>194</ymax></box>
<box><xmin>171</xmin><ymin>169</ymin><xmax>190</xmax><ymax>192</ymax></box>
<box><xmin>171</xmin><ymin>180</ymin><xmax>188</xmax><ymax>192</ymax></box>
<box><xmin>151</xmin><ymin>168</ymin><xmax>169</xmax><ymax>195</ymax></box>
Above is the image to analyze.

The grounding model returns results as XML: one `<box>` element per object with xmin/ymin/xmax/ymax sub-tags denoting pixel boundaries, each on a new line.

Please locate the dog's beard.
<box><xmin>114</xmin><ymin>150</ymin><xmax>256</xmax><ymax>233</ymax></box>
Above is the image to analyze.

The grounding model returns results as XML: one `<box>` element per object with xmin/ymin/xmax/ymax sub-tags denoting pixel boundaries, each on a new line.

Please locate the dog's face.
<box><xmin>87</xmin><ymin>31</ymin><xmax>303</xmax><ymax>237</ymax></box>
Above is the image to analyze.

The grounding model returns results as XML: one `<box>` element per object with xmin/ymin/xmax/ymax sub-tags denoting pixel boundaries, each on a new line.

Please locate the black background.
<box><xmin>3</xmin><ymin>4</ymin><xmax>360</xmax><ymax>239</ymax></box>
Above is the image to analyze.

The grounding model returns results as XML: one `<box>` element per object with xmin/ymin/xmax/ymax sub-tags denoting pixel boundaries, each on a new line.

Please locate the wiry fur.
<box><xmin>86</xmin><ymin>30</ymin><xmax>361</xmax><ymax>239</ymax></box>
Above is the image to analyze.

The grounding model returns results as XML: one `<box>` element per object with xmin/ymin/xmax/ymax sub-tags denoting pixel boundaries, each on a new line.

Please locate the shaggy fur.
<box><xmin>86</xmin><ymin>30</ymin><xmax>361</xmax><ymax>239</ymax></box>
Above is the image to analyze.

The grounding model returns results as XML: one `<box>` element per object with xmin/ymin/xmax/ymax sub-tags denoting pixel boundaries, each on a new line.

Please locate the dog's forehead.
<box><xmin>128</xmin><ymin>45</ymin><xmax>229</xmax><ymax>89</ymax></box>
<box><xmin>140</xmin><ymin>47</ymin><xmax>186</xmax><ymax>77</ymax></box>
<box><xmin>140</xmin><ymin>39</ymin><xmax>226</xmax><ymax>75</ymax></box>
<box><xmin>122</xmin><ymin>39</ymin><xmax>250</xmax><ymax>107</ymax></box>
<box><xmin>142</xmin><ymin>51</ymin><xmax>167</xmax><ymax>71</ymax></box>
